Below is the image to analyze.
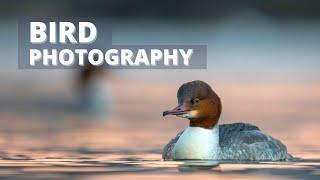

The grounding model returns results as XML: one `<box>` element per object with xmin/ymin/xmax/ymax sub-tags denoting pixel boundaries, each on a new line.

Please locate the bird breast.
<box><xmin>173</xmin><ymin>126</ymin><xmax>220</xmax><ymax>160</ymax></box>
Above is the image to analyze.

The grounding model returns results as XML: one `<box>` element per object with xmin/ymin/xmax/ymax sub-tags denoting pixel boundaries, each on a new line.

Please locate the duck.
<box><xmin>77</xmin><ymin>64</ymin><xmax>112</xmax><ymax>114</ymax></box>
<box><xmin>162</xmin><ymin>80</ymin><xmax>293</xmax><ymax>161</ymax></box>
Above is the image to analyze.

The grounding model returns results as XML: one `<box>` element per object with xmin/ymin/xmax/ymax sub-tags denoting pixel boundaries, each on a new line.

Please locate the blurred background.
<box><xmin>0</xmin><ymin>0</ymin><xmax>319</xmax><ymax>179</ymax></box>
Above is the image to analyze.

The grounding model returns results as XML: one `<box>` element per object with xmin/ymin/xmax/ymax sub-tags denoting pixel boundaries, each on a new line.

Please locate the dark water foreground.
<box><xmin>0</xmin><ymin>149</ymin><xmax>319</xmax><ymax>179</ymax></box>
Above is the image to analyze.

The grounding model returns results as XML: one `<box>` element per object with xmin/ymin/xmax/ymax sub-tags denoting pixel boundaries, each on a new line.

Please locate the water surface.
<box><xmin>0</xmin><ymin>80</ymin><xmax>319</xmax><ymax>179</ymax></box>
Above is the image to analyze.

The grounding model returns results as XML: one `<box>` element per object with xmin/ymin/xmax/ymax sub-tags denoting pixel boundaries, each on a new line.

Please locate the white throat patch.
<box><xmin>177</xmin><ymin>110</ymin><xmax>198</xmax><ymax>119</ymax></box>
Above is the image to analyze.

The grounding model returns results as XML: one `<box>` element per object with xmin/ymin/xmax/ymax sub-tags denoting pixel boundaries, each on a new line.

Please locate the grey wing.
<box><xmin>219</xmin><ymin>123</ymin><xmax>293</xmax><ymax>161</ymax></box>
<box><xmin>162</xmin><ymin>130</ymin><xmax>184</xmax><ymax>160</ymax></box>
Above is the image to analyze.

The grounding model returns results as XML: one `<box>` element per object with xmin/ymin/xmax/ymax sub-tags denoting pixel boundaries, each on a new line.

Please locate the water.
<box><xmin>0</xmin><ymin>149</ymin><xmax>319</xmax><ymax>179</ymax></box>
<box><xmin>0</xmin><ymin>79</ymin><xmax>319</xmax><ymax>179</ymax></box>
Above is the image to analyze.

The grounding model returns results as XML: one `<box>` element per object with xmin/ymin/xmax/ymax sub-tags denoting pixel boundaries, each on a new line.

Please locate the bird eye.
<box><xmin>191</xmin><ymin>98</ymin><xmax>200</xmax><ymax>104</ymax></box>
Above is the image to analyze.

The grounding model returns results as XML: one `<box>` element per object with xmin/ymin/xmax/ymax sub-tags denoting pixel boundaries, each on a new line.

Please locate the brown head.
<box><xmin>163</xmin><ymin>80</ymin><xmax>222</xmax><ymax>129</ymax></box>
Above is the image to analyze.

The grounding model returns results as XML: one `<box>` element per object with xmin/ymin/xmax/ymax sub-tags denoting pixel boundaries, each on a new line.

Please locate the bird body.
<box><xmin>163</xmin><ymin>123</ymin><xmax>292</xmax><ymax>161</ymax></box>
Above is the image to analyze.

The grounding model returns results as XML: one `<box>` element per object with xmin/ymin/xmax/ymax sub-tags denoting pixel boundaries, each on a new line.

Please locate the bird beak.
<box><xmin>163</xmin><ymin>104</ymin><xmax>190</xmax><ymax>117</ymax></box>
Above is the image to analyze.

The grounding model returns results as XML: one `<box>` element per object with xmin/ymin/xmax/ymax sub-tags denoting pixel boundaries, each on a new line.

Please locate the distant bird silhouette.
<box><xmin>77</xmin><ymin>64</ymin><xmax>109</xmax><ymax>114</ymax></box>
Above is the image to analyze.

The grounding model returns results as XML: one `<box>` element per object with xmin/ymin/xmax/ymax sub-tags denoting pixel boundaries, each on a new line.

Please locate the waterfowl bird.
<box><xmin>77</xmin><ymin>65</ymin><xmax>110</xmax><ymax>113</ymax></box>
<box><xmin>162</xmin><ymin>80</ymin><xmax>292</xmax><ymax>161</ymax></box>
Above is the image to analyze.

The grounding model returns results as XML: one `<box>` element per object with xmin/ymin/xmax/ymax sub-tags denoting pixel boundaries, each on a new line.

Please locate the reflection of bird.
<box><xmin>162</xmin><ymin>80</ymin><xmax>292</xmax><ymax>161</ymax></box>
